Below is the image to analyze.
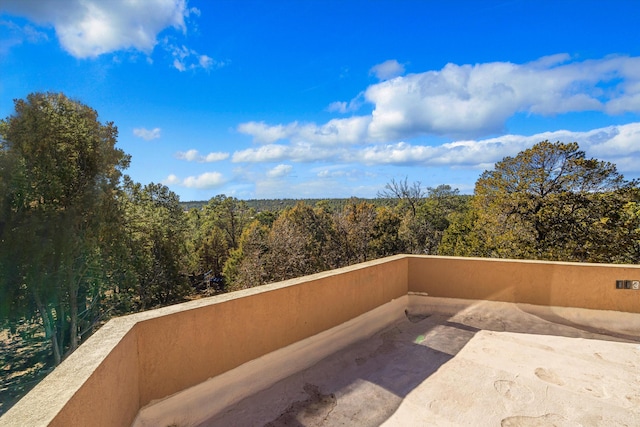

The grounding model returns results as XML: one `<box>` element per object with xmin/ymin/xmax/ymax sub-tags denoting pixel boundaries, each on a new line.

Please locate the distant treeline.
<box><xmin>180</xmin><ymin>198</ymin><xmax>395</xmax><ymax>212</ymax></box>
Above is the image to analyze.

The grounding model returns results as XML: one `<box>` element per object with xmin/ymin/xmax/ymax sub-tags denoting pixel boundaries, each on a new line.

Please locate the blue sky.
<box><xmin>2</xmin><ymin>0</ymin><xmax>640</xmax><ymax>201</ymax></box>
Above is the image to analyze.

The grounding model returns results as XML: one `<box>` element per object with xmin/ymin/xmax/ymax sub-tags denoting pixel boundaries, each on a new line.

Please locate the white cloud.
<box><xmin>1</xmin><ymin>0</ymin><xmax>221</xmax><ymax>70</ymax></box>
<box><xmin>173</xmin><ymin>58</ymin><xmax>186</xmax><ymax>72</ymax></box>
<box><xmin>348</xmin><ymin>123</ymin><xmax>640</xmax><ymax>172</ymax></box>
<box><xmin>164</xmin><ymin>40</ymin><xmax>221</xmax><ymax>72</ymax></box>
<box><xmin>237</xmin><ymin>121</ymin><xmax>298</xmax><ymax>144</ymax></box>
<box><xmin>204</xmin><ymin>152</ymin><xmax>230</xmax><ymax>162</ymax></box>
<box><xmin>238</xmin><ymin>55</ymin><xmax>640</xmax><ymax>146</ymax></box>
<box><xmin>587</xmin><ymin>124</ymin><xmax>640</xmax><ymax>155</ymax></box>
<box><xmin>326</xmin><ymin>92</ymin><xmax>365</xmax><ymax>114</ymax></box>
<box><xmin>1</xmin><ymin>0</ymin><xmax>190</xmax><ymax>58</ymax></box>
<box><xmin>163</xmin><ymin>174</ymin><xmax>181</xmax><ymax>185</ymax></box>
<box><xmin>175</xmin><ymin>149</ymin><xmax>198</xmax><ymax>161</ymax></box>
<box><xmin>199</xmin><ymin>54</ymin><xmax>213</xmax><ymax>69</ymax></box>
<box><xmin>175</xmin><ymin>149</ymin><xmax>229</xmax><ymax>162</ymax></box>
<box><xmin>370</xmin><ymin>59</ymin><xmax>405</xmax><ymax>80</ymax></box>
<box><xmin>133</xmin><ymin>127</ymin><xmax>161</xmax><ymax>141</ymax></box>
<box><xmin>232</xmin><ymin>141</ymin><xmax>344</xmax><ymax>163</ymax></box>
<box><xmin>237</xmin><ymin>116</ymin><xmax>370</xmax><ymax>145</ymax></box>
<box><xmin>232</xmin><ymin>144</ymin><xmax>289</xmax><ymax>162</ymax></box>
<box><xmin>266</xmin><ymin>164</ymin><xmax>293</xmax><ymax>178</ymax></box>
<box><xmin>167</xmin><ymin>172</ymin><xmax>225</xmax><ymax>189</ymax></box>
<box><xmin>326</xmin><ymin>101</ymin><xmax>349</xmax><ymax>114</ymax></box>
<box><xmin>316</xmin><ymin>167</ymin><xmax>368</xmax><ymax>179</ymax></box>
<box><xmin>365</xmin><ymin>55</ymin><xmax>640</xmax><ymax>140</ymax></box>
<box><xmin>183</xmin><ymin>172</ymin><xmax>225</xmax><ymax>188</ymax></box>
<box><xmin>232</xmin><ymin>122</ymin><xmax>640</xmax><ymax>174</ymax></box>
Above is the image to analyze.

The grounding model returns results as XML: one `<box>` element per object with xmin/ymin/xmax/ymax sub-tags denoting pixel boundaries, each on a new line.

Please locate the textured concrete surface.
<box><xmin>200</xmin><ymin>299</ymin><xmax>640</xmax><ymax>427</ymax></box>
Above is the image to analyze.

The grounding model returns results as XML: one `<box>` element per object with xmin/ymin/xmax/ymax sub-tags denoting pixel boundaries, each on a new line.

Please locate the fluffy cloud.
<box><xmin>366</xmin><ymin>55</ymin><xmax>640</xmax><ymax>140</ymax></box>
<box><xmin>350</xmin><ymin>123</ymin><xmax>640</xmax><ymax>172</ymax></box>
<box><xmin>238</xmin><ymin>116</ymin><xmax>371</xmax><ymax>145</ymax></box>
<box><xmin>232</xmin><ymin>142</ymin><xmax>343</xmax><ymax>163</ymax></box>
<box><xmin>1</xmin><ymin>0</ymin><xmax>218</xmax><ymax>69</ymax></box>
<box><xmin>183</xmin><ymin>172</ymin><xmax>225</xmax><ymax>188</ymax></box>
<box><xmin>326</xmin><ymin>92</ymin><xmax>365</xmax><ymax>114</ymax></box>
<box><xmin>1</xmin><ymin>0</ymin><xmax>193</xmax><ymax>58</ymax></box>
<box><xmin>175</xmin><ymin>149</ymin><xmax>229</xmax><ymax>162</ymax></box>
<box><xmin>370</xmin><ymin>59</ymin><xmax>405</xmax><ymax>80</ymax></box>
<box><xmin>240</xmin><ymin>55</ymin><xmax>640</xmax><ymax>146</ymax></box>
<box><xmin>237</xmin><ymin>121</ymin><xmax>298</xmax><ymax>144</ymax></box>
<box><xmin>266</xmin><ymin>164</ymin><xmax>293</xmax><ymax>178</ymax></box>
<box><xmin>230</xmin><ymin>122</ymin><xmax>640</xmax><ymax>174</ymax></box>
<box><xmin>232</xmin><ymin>144</ymin><xmax>289</xmax><ymax>162</ymax></box>
<box><xmin>164</xmin><ymin>172</ymin><xmax>225</xmax><ymax>189</ymax></box>
<box><xmin>573</xmin><ymin>123</ymin><xmax>640</xmax><ymax>171</ymax></box>
<box><xmin>163</xmin><ymin>174</ymin><xmax>181</xmax><ymax>185</ymax></box>
<box><xmin>133</xmin><ymin>127</ymin><xmax>161</xmax><ymax>140</ymax></box>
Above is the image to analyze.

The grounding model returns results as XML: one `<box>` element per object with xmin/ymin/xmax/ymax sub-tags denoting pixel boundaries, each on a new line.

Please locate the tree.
<box><xmin>223</xmin><ymin>220</ymin><xmax>270</xmax><ymax>290</ymax></box>
<box><xmin>399</xmin><ymin>185</ymin><xmax>466</xmax><ymax>254</ymax></box>
<box><xmin>0</xmin><ymin>92</ymin><xmax>129</xmax><ymax>364</ymax></box>
<box><xmin>119</xmin><ymin>179</ymin><xmax>190</xmax><ymax>309</ymax></box>
<box><xmin>202</xmin><ymin>195</ymin><xmax>251</xmax><ymax>250</ymax></box>
<box><xmin>617</xmin><ymin>201</ymin><xmax>640</xmax><ymax>263</ymax></box>
<box><xmin>438</xmin><ymin>209</ymin><xmax>484</xmax><ymax>257</ymax></box>
<box><xmin>369</xmin><ymin>206</ymin><xmax>405</xmax><ymax>258</ymax></box>
<box><xmin>470</xmin><ymin>140</ymin><xmax>638</xmax><ymax>261</ymax></box>
<box><xmin>378</xmin><ymin>177</ymin><xmax>425</xmax><ymax>217</ymax></box>
<box><xmin>265</xmin><ymin>203</ymin><xmax>337</xmax><ymax>281</ymax></box>
<box><xmin>186</xmin><ymin>206</ymin><xmax>229</xmax><ymax>293</ymax></box>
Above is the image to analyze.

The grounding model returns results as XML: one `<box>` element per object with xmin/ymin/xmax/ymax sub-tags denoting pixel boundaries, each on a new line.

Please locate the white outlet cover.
<box><xmin>632</xmin><ymin>280</ymin><xmax>640</xmax><ymax>290</ymax></box>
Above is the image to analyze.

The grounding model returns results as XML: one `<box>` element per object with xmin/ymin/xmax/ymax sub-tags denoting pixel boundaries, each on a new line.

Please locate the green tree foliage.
<box><xmin>438</xmin><ymin>209</ymin><xmax>482</xmax><ymax>257</ymax></box>
<box><xmin>186</xmin><ymin>195</ymin><xmax>252</xmax><ymax>292</ymax></box>
<box><xmin>223</xmin><ymin>220</ymin><xmax>270</xmax><ymax>290</ymax></box>
<box><xmin>0</xmin><ymin>92</ymin><xmax>129</xmax><ymax>364</ymax></box>
<box><xmin>449</xmin><ymin>141</ymin><xmax>639</xmax><ymax>261</ymax></box>
<box><xmin>618</xmin><ymin>201</ymin><xmax>640</xmax><ymax>263</ymax></box>
<box><xmin>400</xmin><ymin>185</ymin><xmax>467</xmax><ymax>254</ymax></box>
<box><xmin>336</xmin><ymin>199</ymin><xmax>407</xmax><ymax>263</ymax></box>
<box><xmin>369</xmin><ymin>206</ymin><xmax>405</xmax><ymax>257</ymax></box>
<box><xmin>336</xmin><ymin>199</ymin><xmax>377</xmax><ymax>264</ymax></box>
<box><xmin>119</xmin><ymin>178</ymin><xmax>191</xmax><ymax>309</ymax></box>
<box><xmin>265</xmin><ymin>202</ymin><xmax>341</xmax><ymax>281</ymax></box>
<box><xmin>202</xmin><ymin>195</ymin><xmax>251</xmax><ymax>250</ymax></box>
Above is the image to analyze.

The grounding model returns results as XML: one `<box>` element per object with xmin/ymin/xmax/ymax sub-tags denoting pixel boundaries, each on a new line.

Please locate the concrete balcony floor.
<box><xmin>191</xmin><ymin>298</ymin><xmax>640</xmax><ymax>427</ymax></box>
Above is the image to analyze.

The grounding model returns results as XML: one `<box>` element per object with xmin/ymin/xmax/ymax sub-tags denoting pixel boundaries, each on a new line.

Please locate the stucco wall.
<box><xmin>408</xmin><ymin>255</ymin><xmax>640</xmax><ymax>313</ymax></box>
<box><xmin>3</xmin><ymin>255</ymin><xmax>640</xmax><ymax>427</ymax></box>
<box><xmin>135</xmin><ymin>255</ymin><xmax>408</xmax><ymax>406</ymax></box>
<box><xmin>0</xmin><ymin>255</ymin><xmax>407</xmax><ymax>427</ymax></box>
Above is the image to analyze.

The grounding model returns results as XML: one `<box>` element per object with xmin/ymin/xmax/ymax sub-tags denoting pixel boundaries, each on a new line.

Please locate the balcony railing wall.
<box><xmin>1</xmin><ymin>255</ymin><xmax>638</xmax><ymax>427</ymax></box>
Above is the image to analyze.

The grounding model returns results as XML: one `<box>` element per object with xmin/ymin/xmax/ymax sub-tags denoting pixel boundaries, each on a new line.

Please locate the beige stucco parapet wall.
<box><xmin>0</xmin><ymin>255</ymin><xmax>408</xmax><ymax>427</ymax></box>
<box><xmin>408</xmin><ymin>256</ymin><xmax>640</xmax><ymax>313</ymax></box>
<box><xmin>1</xmin><ymin>255</ymin><xmax>638</xmax><ymax>427</ymax></box>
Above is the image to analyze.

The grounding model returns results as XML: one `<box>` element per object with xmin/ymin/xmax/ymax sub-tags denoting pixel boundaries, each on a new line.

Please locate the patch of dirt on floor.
<box><xmin>264</xmin><ymin>383</ymin><xmax>337</xmax><ymax>427</ymax></box>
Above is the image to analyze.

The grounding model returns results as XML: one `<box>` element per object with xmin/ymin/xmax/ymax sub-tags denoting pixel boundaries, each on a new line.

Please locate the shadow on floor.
<box><xmin>204</xmin><ymin>301</ymin><xmax>640</xmax><ymax>427</ymax></box>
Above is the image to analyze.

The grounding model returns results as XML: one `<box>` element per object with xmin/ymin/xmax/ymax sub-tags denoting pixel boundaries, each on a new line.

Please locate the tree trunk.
<box><xmin>69</xmin><ymin>286</ymin><xmax>78</xmax><ymax>351</ymax></box>
<box><xmin>34</xmin><ymin>292</ymin><xmax>62</xmax><ymax>365</ymax></box>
